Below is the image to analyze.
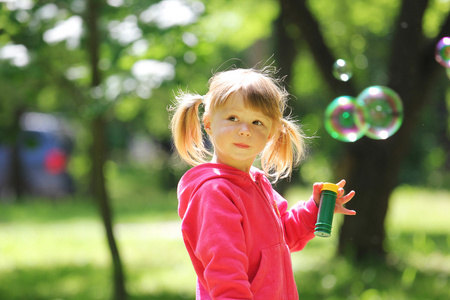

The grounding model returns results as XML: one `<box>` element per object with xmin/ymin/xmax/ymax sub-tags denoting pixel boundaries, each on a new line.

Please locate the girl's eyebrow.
<box><xmin>227</xmin><ymin>108</ymin><xmax>266</xmax><ymax>117</ymax></box>
<box><xmin>226</xmin><ymin>108</ymin><xmax>244</xmax><ymax>114</ymax></box>
<box><xmin>226</xmin><ymin>110</ymin><xmax>271</xmax><ymax>123</ymax></box>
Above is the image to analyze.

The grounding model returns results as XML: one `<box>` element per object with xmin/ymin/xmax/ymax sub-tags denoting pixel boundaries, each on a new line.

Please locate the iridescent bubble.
<box><xmin>435</xmin><ymin>37</ymin><xmax>450</xmax><ymax>68</ymax></box>
<box><xmin>324</xmin><ymin>96</ymin><xmax>367</xmax><ymax>142</ymax></box>
<box><xmin>332</xmin><ymin>59</ymin><xmax>353</xmax><ymax>82</ymax></box>
<box><xmin>356</xmin><ymin>86</ymin><xmax>403</xmax><ymax>140</ymax></box>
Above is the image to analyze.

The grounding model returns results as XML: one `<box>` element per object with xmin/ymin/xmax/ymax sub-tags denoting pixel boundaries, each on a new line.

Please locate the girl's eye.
<box><xmin>228</xmin><ymin>116</ymin><xmax>238</xmax><ymax>122</ymax></box>
<box><xmin>253</xmin><ymin>120</ymin><xmax>263</xmax><ymax>126</ymax></box>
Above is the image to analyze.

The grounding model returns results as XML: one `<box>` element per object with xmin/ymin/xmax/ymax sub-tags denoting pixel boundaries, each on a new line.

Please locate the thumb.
<box><xmin>312</xmin><ymin>182</ymin><xmax>323</xmax><ymax>206</ymax></box>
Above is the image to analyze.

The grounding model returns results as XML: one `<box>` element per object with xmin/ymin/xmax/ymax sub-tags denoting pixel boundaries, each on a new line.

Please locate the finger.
<box><xmin>336</xmin><ymin>179</ymin><xmax>346</xmax><ymax>188</ymax></box>
<box><xmin>337</xmin><ymin>187</ymin><xmax>345</xmax><ymax>197</ymax></box>
<box><xmin>336</xmin><ymin>180</ymin><xmax>346</xmax><ymax>197</ymax></box>
<box><xmin>312</xmin><ymin>182</ymin><xmax>323</xmax><ymax>204</ymax></box>
<box><xmin>335</xmin><ymin>189</ymin><xmax>356</xmax><ymax>215</ymax></box>
<box><xmin>313</xmin><ymin>182</ymin><xmax>324</xmax><ymax>193</ymax></box>
<box><xmin>334</xmin><ymin>201</ymin><xmax>356</xmax><ymax>215</ymax></box>
<box><xmin>339</xmin><ymin>207</ymin><xmax>357</xmax><ymax>215</ymax></box>
<box><xmin>337</xmin><ymin>190</ymin><xmax>355</xmax><ymax>205</ymax></box>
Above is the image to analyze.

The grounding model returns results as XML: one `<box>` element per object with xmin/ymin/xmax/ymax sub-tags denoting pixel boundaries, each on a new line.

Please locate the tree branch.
<box><xmin>388</xmin><ymin>0</ymin><xmax>429</xmax><ymax>92</ymax></box>
<box><xmin>387</xmin><ymin>0</ymin><xmax>446</xmax><ymax>150</ymax></box>
<box><xmin>278</xmin><ymin>0</ymin><xmax>357</xmax><ymax>97</ymax></box>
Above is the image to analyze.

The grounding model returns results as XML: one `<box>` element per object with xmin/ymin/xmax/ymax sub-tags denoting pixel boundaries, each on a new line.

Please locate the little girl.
<box><xmin>170</xmin><ymin>67</ymin><xmax>356</xmax><ymax>299</ymax></box>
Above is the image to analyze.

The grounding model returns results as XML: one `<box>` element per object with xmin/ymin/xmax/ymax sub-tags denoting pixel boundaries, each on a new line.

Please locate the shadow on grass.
<box><xmin>295</xmin><ymin>249</ymin><xmax>449</xmax><ymax>300</ymax></box>
<box><xmin>0</xmin><ymin>264</ymin><xmax>194</xmax><ymax>300</ymax></box>
<box><xmin>2</xmin><ymin>182</ymin><xmax>449</xmax><ymax>300</ymax></box>
<box><xmin>3</xmin><ymin>255</ymin><xmax>448</xmax><ymax>300</ymax></box>
<box><xmin>388</xmin><ymin>232</ymin><xmax>450</xmax><ymax>256</ymax></box>
<box><xmin>129</xmin><ymin>294</ymin><xmax>194</xmax><ymax>300</ymax></box>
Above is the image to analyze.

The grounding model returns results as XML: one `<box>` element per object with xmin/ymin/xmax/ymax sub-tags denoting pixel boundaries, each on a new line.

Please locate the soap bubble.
<box><xmin>324</xmin><ymin>96</ymin><xmax>367</xmax><ymax>142</ymax></box>
<box><xmin>333</xmin><ymin>59</ymin><xmax>352</xmax><ymax>82</ymax></box>
<box><xmin>435</xmin><ymin>37</ymin><xmax>450</xmax><ymax>68</ymax></box>
<box><xmin>356</xmin><ymin>86</ymin><xmax>403</xmax><ymax>140</ymax></box>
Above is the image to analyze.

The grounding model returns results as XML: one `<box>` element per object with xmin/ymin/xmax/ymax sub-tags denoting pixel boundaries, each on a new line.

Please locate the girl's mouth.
<box><xmin>234</xmin><ymin>143</ymin><xmax>250</xmax><ymax>149</ymax></box>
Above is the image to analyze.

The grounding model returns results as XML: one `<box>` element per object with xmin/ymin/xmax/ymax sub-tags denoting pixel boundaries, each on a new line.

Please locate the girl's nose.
<box><xmin>239</xmin><ymin>124</ymin><xmax>251</xmax><ymax>137</ymax></box>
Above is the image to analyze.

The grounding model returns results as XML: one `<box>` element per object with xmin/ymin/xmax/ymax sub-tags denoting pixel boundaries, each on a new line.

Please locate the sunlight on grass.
<box><xmin>0</xmin><ymin>217</ymin><xmax>195</xmax><ymax>299</ymax></box>
<box><xmin>285</xmin><ymin>185</ymin><xmax>450</xmax><ymax>300</ymax></box>
<box><xmin>115</xmin><ymin>221</ymin><xmax>196</xmax><ymax>296</ymax></box>
<box><xmin>388</xmin><ymin>185</ymin><xmax>450</xmax><ymax>233</ymax></box>
<box><xmin>0</xmin><ymin>183</ymin><xmax>449</xmax><ymax>299</ymax></box>
<box><xmin>0</xmin><ymin>221</ymin><xmax>108</xmax><ymax>269</ymax></box>
<box><xmin>386</xmin><ymin>185</ymin><xmax>450</xmax><ymax>283</ymax></box>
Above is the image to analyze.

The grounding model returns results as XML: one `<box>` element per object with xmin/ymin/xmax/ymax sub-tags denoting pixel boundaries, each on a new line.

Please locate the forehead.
<box><xmin>207</xmin><ymin>70</ymin><xmax>284</xmax><ymax>119</ymax></box>
<box><xmin>217</xmin><ymin>92</ymin><xmax>271</xmax><ymax>119</ymax></box>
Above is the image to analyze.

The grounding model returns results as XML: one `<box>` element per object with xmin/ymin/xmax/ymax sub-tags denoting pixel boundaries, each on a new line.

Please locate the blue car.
<box><xmin>0</xmin><ymin>112</ymin><xmax>74</xmax><ymax>198</ymax></box>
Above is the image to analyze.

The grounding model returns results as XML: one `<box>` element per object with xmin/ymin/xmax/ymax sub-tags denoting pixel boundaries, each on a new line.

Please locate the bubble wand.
<box><xmin>315</xmin><ymin>183</ymin><xmax>339</xmax><ymax>237</ymax></box>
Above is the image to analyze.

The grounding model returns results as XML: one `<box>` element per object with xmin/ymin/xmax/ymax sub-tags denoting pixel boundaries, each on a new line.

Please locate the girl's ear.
<box><xmin>203</xmin><ymin>113</ymin><xmax>212</xmax><ymax>134</ymax></box>
<box><xmin>268</xmin><ymin>122</ymin><xmax>282</xmax><ymax>141</ymax></box>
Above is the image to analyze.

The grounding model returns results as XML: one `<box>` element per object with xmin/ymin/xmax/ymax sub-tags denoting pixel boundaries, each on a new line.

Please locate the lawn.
<box><xmin>0</xmin><ymin>167</ymin><xmax>449</xmax><ymax>299</ymax></box>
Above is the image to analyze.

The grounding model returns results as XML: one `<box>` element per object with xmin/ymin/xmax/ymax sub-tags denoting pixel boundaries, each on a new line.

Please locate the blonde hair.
<box><xmin>170</xmin><ymin>67</ymin><xmax>307</xmax><ymax>182</ymax></box>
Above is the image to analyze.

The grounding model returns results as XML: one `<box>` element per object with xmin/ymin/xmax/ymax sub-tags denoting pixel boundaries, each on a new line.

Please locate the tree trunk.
<box><xmin>91</xmin><ymin>116</ymin><xmax>128</xmax><ymax>300</ymax></box>
<box><xmin>86</xmin><ymin>0</ymin><xmax>128</xmax><ymax>298</ymax></box>
<box><xmin>11</xmin><ymin>108</ymin><xmax>25</xmax><ymax>201</ymax></box>
<box><xmin>338</xmin><ymin>0</ymin><xmax>448</xmax><ymax>259</ymax></box>
<box><xmin>273</xmin><ymin>10</ymin><xmax>297</xmax><ymax>82</ymax></box>
<box><xmin>272</xmin><ymin>8</ymin><xmax>300</xmax><ymax>196</ymax></box>
<box><xmin>279</xmin><ymin>0</ymin><xmax>450</xmax><ymax>260</ymax></box>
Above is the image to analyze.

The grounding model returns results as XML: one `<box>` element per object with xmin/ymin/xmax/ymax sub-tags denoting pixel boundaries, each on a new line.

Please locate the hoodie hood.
<box><xmin>177</xmin><ymin>163</ymin><xmax>265</xmax><ymax>219</ymax></box>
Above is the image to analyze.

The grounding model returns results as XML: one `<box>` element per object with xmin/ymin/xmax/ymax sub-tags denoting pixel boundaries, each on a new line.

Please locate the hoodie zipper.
<box><xmin>253</xmin><ymin>177</ymin><xmax>290</xmax><ymax>298</ymax></box>
<box><xmin>253</xmin><ymin>179</ymin><xmax>284</xmax><ymax>241</ymax></box>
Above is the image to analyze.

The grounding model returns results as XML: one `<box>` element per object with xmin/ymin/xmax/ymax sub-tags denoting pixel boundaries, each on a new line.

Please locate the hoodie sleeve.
<box><xmin>180</xmin><ymin>179</ymin><xmax>253</xmax><ymax>299</ymax></box>
<box><xmin>274</xmin><ymin>190</ymin><xmax>318</xmax><ymax>252</ymax></box>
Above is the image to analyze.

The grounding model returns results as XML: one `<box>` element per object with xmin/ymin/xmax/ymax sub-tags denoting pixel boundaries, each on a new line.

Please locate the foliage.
<box><xmin>288</xmin><ymin>0</ymin><xmax>450</xmax><ymax>188</ymax></box>
<box><xmin>0</xmin><ymin>0</ymin><xmax>448</xmax><ymax>190</ymax></box>
<box><xmin>0</xmin><ymin>0</ymin><xmax>283</xmax><ymax>192</ymax></box>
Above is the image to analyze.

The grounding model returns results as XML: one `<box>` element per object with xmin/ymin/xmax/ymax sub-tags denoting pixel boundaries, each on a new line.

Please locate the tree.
<box><xmin>279</xmin><ymin>0</ymin><xmax>450</xmax><ymax>260</ymax></box>
<box><xmin>86</xmin><ymin>0</ymin><xmax>127</xmax><ymax>298</ymax></box>
<box><xmin>0</xmin><ymin>1</ymin><xmax>263</xmax><ymax>298</ymax></box>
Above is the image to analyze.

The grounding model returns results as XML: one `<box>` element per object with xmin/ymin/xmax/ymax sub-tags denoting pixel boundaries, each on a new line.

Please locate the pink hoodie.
<box><xmin>177</xmin><ymin>163</ymin><xmax>318</xmax><ymax>299</ymax></box>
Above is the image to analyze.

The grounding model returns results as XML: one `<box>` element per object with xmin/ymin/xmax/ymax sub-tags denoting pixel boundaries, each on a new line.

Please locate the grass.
<box><xmin>287</xmin><ymin>185</ymin><xmax>450</xmax><ymax>300</ymax></box>
<box><xmin>0</xmin><ymin>167</ymin><xmax>449</xmax><ymax>299</ymax></box>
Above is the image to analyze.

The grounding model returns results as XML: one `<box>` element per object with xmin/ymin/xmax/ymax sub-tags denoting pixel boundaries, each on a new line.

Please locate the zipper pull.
<box><xmin>273</xmin><ymin>201</ymin><xmax>281</xmax><ymax>218</ymax></box>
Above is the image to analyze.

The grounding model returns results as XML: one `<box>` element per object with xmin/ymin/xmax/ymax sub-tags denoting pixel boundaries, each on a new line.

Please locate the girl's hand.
<box><xmin>312</xmin><ymin>180</ymin><xmax>356</xmax><ymax>215</ymax></box>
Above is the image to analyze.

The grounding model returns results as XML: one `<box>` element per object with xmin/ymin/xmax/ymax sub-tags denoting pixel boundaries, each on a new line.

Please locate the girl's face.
<box><xmin>203</xmin><ymin>92</ymin><xmax>274</xmax><ymax>173</ymax></box>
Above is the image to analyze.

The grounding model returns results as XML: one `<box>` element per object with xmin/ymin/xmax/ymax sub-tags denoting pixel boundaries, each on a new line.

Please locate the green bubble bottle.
<box><xmin>315</xmin><ymin>183</ymin><xmax>339</xmax><ymax>237</ymax></box>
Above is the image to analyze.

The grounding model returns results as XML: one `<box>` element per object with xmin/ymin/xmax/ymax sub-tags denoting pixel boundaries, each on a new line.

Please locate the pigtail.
<box><xmin>170</xmin><ymin>91</ymin><xmax>210</xmax><ymax>166</ymax></box>
<box><xmin>261</xmin><ymin>117</ymin><xmax>307</xmax><ymax>182</ymax></box>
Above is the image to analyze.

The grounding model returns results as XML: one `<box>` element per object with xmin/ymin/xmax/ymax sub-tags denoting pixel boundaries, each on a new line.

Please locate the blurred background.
<box><xmin>0</xmin><ymin>0</ymin><xmax>449</xmax><ymax>299</ymax></box>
